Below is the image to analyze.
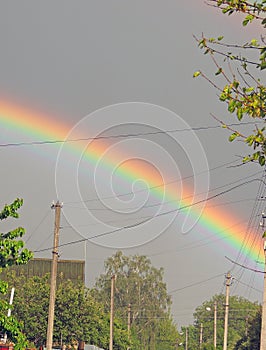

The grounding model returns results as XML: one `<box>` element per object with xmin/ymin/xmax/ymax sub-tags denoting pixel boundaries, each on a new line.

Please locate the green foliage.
<box><xmin>182</xmin><ymin>294</ymin><xmax>260</xmax><ymax>350</ymax></box>
<box><xmin>5</xmin><ymin>273</ymin><xmax>50</xmax><ymax>347</ymax></box>
<box><xmin>0</xmin><ymin>199</ymin><xmax>32</xmax><ymax>349</ymax></box>
<box><xmin>5</xmin><ymin>272</ymin><xmax>131</xmax><ymax>349</ymax></box>
<box><xmin>149</xmin><ymin>318</ymin><xmax>181</xmax><ymax>349</ymax></box>
<box><xmin>0</xmin><ymin>199</ymin><xmax>32</xmax><ymax>269</ymax></box>
<box><xmin>194</xmin><ymin>1</ymin><xmax>266</xmax><ymax>167</ymax></box>
<box><xmin>94</xmin><ymin>251</ymin><xmax>179</xmax><ymax>350</ymax></box>
<box><xmin>234</xmin><ymin>309</ymin><xmax>261</xmax><ymax>349</ymax></box>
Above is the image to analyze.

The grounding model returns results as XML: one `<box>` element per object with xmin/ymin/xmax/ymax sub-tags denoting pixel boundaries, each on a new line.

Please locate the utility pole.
<box><xmin>127</xmin><ymin>303</ymin><xmax>131</xmax><ymax>350</ymax></box>
<box><xmin>245</xmin><ymin>316</ymin><xmax>248</xmax><ymax>337</ymax></box>
<box><xmin>4</xmin><ymin>287</ymin><xmax>15</xmax><ymax>343</ymax></box>
<box><xmin>109</xmin><ymin>274</ymin><xmax>116</xmax><ymax>350</ymax></box>
<box><xmin>46</xmin><ymin>201</ymin><xmax>62</xmax><ymax>350</ymax></box>
<box><xmin>199</xmin><ymin>323</ymin><xmax>203</xmax><ymax>349</ymax></box>
<box><xmin>214</xmin><ymin>301</ymin><xmax>217</xmax><ymax>349</ymax></box>
<box><xmin>223</xmin><ymin>272</ymin><xmax>232</xmax><ymax>350</ymax></box>
<box><xmin>185</xmin><ymin>327</ymin><xmax>188</xmax><ymax>350</ymax></box>
<box><xmin>260</xmin><ymin>212</ymin><xmax>266</xmax><ymax>350</ymax></box>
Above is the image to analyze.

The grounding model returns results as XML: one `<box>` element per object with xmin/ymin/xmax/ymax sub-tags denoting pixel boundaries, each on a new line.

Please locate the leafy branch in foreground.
<box><xmin>207</xmin><ymin>0</ymin><xmax>266</xmax><ymax>26</ymax></box>
<box><xmin>0</xmin><ymin>199</ymin><xmax>33</xmax><ymax>349</ymax></box>
<box><xmin>194</xmin><ymin>0</ymin><xmax>266</xmax><ymax>166</ymax></box>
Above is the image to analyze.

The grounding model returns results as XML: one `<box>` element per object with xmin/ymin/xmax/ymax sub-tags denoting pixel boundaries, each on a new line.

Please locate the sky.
<box><xmin>0</xmin><ymin>1</ymin><xmax>265</xmax><ymax>328</ymax></box>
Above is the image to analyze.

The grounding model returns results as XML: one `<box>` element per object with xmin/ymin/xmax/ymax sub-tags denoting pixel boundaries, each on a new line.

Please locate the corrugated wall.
<box><xmin>2</xmin><ymin>258</ymin><xmax>85</xmax><ymax>284</ymax></box>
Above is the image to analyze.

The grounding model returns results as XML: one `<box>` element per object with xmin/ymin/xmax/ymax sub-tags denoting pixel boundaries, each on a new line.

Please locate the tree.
<box><xmin>5</xmin><ymin>273</ymin><xmax>50</xmax><ymax>347</ymax></box>
<box><xmin>189</xmin><ymin>294</ymin><xmax>260</xmax><ymax>350</ymax></box>
<box><xmin>0</xmin><ymin>198</ymin><xmax>33</xmax><ymax>349</ymax></box>
<box><xmin>234</xmin><ymin>308</ymin><xmax>261</xmax><ymax>350</ymax></box>
<box><xmin>193</xmin><ymin>0</ymin><xmax>266</xmax><ymax>165</ymax></box>
<box><xmin>94</xmin><ymin>251</ymin><xmax>179</xmax><ymax>350</ymax></box>
<box><xmin>179</xmin><ymin>325</ymin><xmax>199</xmax><ymax>350</ymax></box>
<box><xmin>6</xmin><ymin>272</ymin><xmax>131</xmax><ymax>349</ymax></box>
<box><xmin>155</xmin><ymin>318</ymin><xmax>181</xmax><ymax>350</ymax></box>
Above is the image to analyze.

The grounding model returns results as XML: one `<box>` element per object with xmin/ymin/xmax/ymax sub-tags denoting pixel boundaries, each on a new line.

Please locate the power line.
<box><xmin>63</xmin><ymin>197</ymin><xmax>256</xmax><ymax>213</ymax></box>
<box><xmin>64</xmin><ymin>168</ymin><xmax>261</xmax><ymax>211</ymax></box>
<box><xmin>25</xmin><ymin>209</ymin><xmax>51</xmax><ymax>243</ymax></box>
<box><xmin>33</xmin><ymin>177</ymin><xmax>261</xmax><ymax>253</ymax></box>
<box><xmin>229</xmin><ymin>168</ymin><xmax>266</xmax><ymax>297</ymax></box>
<box><xmin>233</xmin><ymin>277</ymin><xmax>262</xmax><ymax>294</ymax></box>
<box><xmin>147</xmin><ymin>219</ymin><xmax>257</xmax><ymax>258</ymax></box>
<box><xmin>168</xmin><ymin>273</ymin><xmax>225</xmax><ymax>294</ymax></box>
<box><xmin>225</xmin><ymin>256</ymin><xmax>265</xmax><ymax>274</ymax></box>
<box><xmin>61</xmin><ymin>199</ymin><xmax>255</xmax><ymax>226</ymax></box>
<box><xmin>0</xmin><ymin>121</ymin><xmax>262</xmax><ymax>148</ymax></box>
<box><xmin>63</xmin><ymin>160</ymin><xmax>261</xmax><ymax>205</ymax></box>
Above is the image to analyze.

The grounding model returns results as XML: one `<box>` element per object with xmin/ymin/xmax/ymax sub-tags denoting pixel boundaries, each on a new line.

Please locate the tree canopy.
<box><xmin>4</xmin><ymin>272</ymin><xmax>131</xmax><ymax>350</ymax></box>
<box><xmin>178</xmin><ymin>293</ymin><xmax>260</xmax><ymax>350</ymax></box>
<box><xmin>94</xmin><ymin>251</ymin><xmax>179</xmax><ymax>350</ymax></box>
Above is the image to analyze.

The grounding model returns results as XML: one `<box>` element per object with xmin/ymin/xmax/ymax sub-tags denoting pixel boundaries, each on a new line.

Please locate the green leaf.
<box><xmin>260</xmin><ymin>61</ymin><xmax>266</xmax><ymax>70</ymax></box>
<box><xmin>215</xmin><ymin>68</ymin><xmax>223</xmax><ymax>76</ymax></box>
<box><xmin>217</xmin><ymin>36</ymin><xmax>224</xmax><ymax>41</ymax></box>
<box><xmin>253</xmin><ymin>152</ymin><xmax>260</xmax><ymax>160</ymax></box>
<box><xmin>237</xmin><ymin>108</ymin><xmax>243</xmax><ymax>120</ymax></box>
<box><xmin>250</xmin><ymin>39</ymin><xmax>258</xmax><ymax>47</ymax></box>
<box><xmin>259</xmin><ymin>156</ymin><xmax>266</xmax><ymax>166</ymax></box>
<box><xmin>242</xmin><ymin>14</ymin><xmax>254</xmax><ymax>26</ymax></box>
<box><xmin>243</xmin><ymin>156</ymin><xmax>251</xmax><ymax>163</ymax></box>
<box><xmin>193</xmin><ymin>71</ymin><xmax>201</xmax><ymax>78</ymax></box>
<box><xmin>245</xmin><ymin>86</ymin><xmax>254</xmax><ymax>94</ymax></box>
<box><xmin>229</xmin><ymin>133</ymin><xmax>238</xmax><ymax>142</ymax></box>
<box><xmin>228</xmin><ymin>100</ymin><xmax>236</xmax><ymax>113</ymax></box>
<box><xmin>245</xmin><ymin>135</ymin><xmax>255</xmax><ymax>146</ymax></box>
<box><xmin>232</xmin><ymin>80</ymin><xmax>239</xmax><ymax>89</ymax></box>
<box><xmin>262</xmin><ymin>231</ymin><xmax>266</xmax><ymax>238</ymax></box>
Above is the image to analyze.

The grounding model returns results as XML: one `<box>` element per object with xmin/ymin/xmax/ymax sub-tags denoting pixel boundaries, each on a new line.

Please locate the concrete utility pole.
<box><xmin>127</xmin><ymin>303</ymin><xmax>131</xmax><ymax>350</ymax></box>
<box><xmin>199</xmin><ymin>323</ymin><xmax>203</xmax><ymax>349</ymax></box>
<box><xmin>185</xmin><ymin>328</ymin><xmax>188</xmax><ymax>350</ymax></box>
<box><xmin>260</xmin><ymin>212</ymin><xmax>266</xmax><ymax>350</ymax></box>
<box><xmin>4</xmin><ymin>287</ymin><xmax>15</xmax><ymax>343</ymax></box>
<box><xmin>46</xmin><ymin>201</ymin><xmax>62</xmax><ymax>350</ymax></box>
<box><xmin>223</xmin><ymin>272</ymin><xmax>232</xmax><ymax>350</ymax></box>
<box><xmin>214</xmin><ymin>301</ymin><xmax>217</xmax><ymax>349</ymax></box>
<box><xmin>109</xmin><ymin>274</ymin><xmax>116</xmax><ymax>350</ymax></box>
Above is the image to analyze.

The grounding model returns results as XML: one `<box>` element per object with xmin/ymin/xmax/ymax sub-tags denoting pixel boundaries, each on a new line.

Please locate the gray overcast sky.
<box><xmin>0</xmin><ymin>1</ymin><xmax>264</xmax><ymax>327</ymax></box>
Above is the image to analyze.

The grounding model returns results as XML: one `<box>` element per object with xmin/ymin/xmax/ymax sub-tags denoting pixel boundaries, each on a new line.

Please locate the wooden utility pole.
<box><xmin>223</xmin><ymin>272</ymin><xmax>232</xmax><ymax>350</ymax></box>
<box><xmin>214</xmin><ymin>301</ymin><xmax>217</xmax><ymax>349</ymax></box>
<box><xmin>46</xmin><ymin>201</ymin><xmax>62</xmax><ymax>350</ymax></box>
<box><xmin>109</xmin><ymin>274</ymin><xmax>116</xmax><ymax>350</ymax></box>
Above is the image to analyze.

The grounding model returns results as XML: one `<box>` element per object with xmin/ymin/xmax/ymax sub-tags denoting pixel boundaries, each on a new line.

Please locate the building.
<box><xmin>1</xmin><ymin>258</ymin><xmax>85</xmax><ymax>284</ymax></box>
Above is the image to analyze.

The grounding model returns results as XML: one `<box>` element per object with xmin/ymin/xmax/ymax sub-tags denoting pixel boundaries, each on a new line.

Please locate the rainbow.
<box><xmin>0</xmin><ymin>99</ymin><xmax>263</xmax><ymax>263</ymax></box>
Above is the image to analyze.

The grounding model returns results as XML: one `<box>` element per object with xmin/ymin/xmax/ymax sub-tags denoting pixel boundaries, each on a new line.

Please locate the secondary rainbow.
<box><xmin>0</xmin><ymin>99</ymin><xmax>263</xmax><ymax>263</ymax></box>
